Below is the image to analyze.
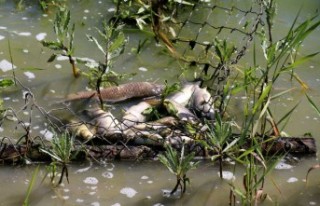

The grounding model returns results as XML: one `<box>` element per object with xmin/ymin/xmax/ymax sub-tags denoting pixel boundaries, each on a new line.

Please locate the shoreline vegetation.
<box><xmin>1</xmin><ymin>0</ymin><xmax>320</xmax><ymax>204</ymax></box>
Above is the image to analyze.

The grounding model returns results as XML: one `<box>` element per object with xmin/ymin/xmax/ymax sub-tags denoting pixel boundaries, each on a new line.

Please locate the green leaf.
<box><xmin>87</xmin><ymin>35</ymin><xmax>106</xmax><ymax>55</ymax></box>
<box><xmin>47</xmin><ymin>53</ymin><xmax>57</xmax><ymax>63</ymax></box>
<box><xmin>281</xmin><ymin>52</ymin><xmax>320</xmax><ymax>72</ymax></box>
<box><xmin>306</xmin><ymin>94</ymin><xmax>320</xmax><ymax>116</ymax></box>
<box><xmin>41</xmin><ymin>40</ymin><xmax>64</xmax><ymax>50</ymax></box>
<box><xmin>0</xmin><ymin>79</ymin><xmax>14</xmax><ymax>88</ymax></box>
<box><xmin>252</xmin><ymin>83</ymin><xmax>272</xmax><ymax>114</ymax></box>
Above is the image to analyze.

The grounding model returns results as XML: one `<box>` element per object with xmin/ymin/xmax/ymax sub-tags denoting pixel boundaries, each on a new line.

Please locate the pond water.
<box><xmin>1</xmin><ymin>0</ymin><xmax>320</xmax><ymax>205</ymax></box>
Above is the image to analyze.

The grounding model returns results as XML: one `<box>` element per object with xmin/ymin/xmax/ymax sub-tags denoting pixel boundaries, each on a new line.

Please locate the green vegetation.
<box><xmin>0</xmin><ymin>0</ymin><xmax>320</xmax><ymax>205</ymax></box>
<box><xmin>41</xmin><ymin>7</ymin><xmax>79</xmax><ymax>77</ymax></box>
<box><xmin>158</xmin><ymin>144</ymin><xmax>199</xmax><ymax>196</ymax></box>
<box><xmin>40</xmin><ymin>132</ymin><xmax>74</xmax><ymax>186</ymax></box>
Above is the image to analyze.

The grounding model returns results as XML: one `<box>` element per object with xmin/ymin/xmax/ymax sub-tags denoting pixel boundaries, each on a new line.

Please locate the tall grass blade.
<box><xmin>23</xmin><ymin>165</ymin><xmax>40</xmax><ymax>206</ymax></box>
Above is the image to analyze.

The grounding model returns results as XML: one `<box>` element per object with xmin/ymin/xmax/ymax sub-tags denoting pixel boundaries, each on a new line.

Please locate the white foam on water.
<box><xmin>76</xmin><ymin>198</ymin><xmax>84</xmax><ymax>203</ymax></box>
<box><xmin>22</xmin><ymin>17</ymin><xmax>28</xmax><ymax>20</ymax></box>
<box><xmin>57</xmin><ymin>56</ymin><xmax>69</xmax><ymax>61</ymax></box>
<box><xmin>0</xmin><ymin>26</ymin><xmax>7</xmax><ymax>30</ymax></box>
<box><xmin>108</xmin><ymin>8</ymin><xmax>116</xmax><ymax>12</ymax></box>
<box><xmin>138</xmin><ymin>67</ymin><xmax>148</xmax><ymax>72</ymax></box>
<box><xmin>111</xmin><ymin>203</ymin><xmax>121</xmax><ymax>206</ymax></box>
<box><xmin>102</xmin><ymin>171</ymin><xmax>114</xmax><ymax>179</ymax></box>
<box><xmin>55</xmin><ymin>64</ymin><xmax>62</xmax><ymax>69</ymax></box>
<box><xmin>23</xmin><ymin>49</ymin><xmax>29</xmax><ymax>53</ymax></box>
<box><xmin>84</xmin><ymin>9</ymin><xmax>90</xmax><ymax>13</ymax></box>
<box><xmin>40</xmin><ymin>129</ymin><xmax>54</xmax><ymax>141</ymax></box>
<box><xmin>120</xmin><ymin>187</ymin><xmax>137</xmax><ymax>198</ymax></box>
<box><xmin>91</xmin><ymin>202</ymin><xmax>100</xmax><ymax>206</ymax></box>
<box><xmin>83</xmin><ymin>177</ymin><xmax>99</xmax><ymax>185</ymax></box>
<box><xmin>18</xmin><ymin>32</ymin><xmax>31</xmax><ymax>36</ymax></box>
<box><xmin>218</xmin><ymin>171</ymin><xmax>235</xmax><ymax>180</ymax></box>
<box><xmin>0</xmin><ymin>59</ymin><xmax>17</xmax><ymax>72</ymax></box>
<box><xmin>275</xmin><ymin>161</ymin><xmax>293</xmax><ymax>170</ymax></box>
<box><xmin>141</xmin><ymin>176</ymin><xmax>149</xmax><ymax>180</ymax></box>
<box><xmin>0</xmin><ymin>35</ymin><xmax>4</xmax><ymax>40</ymax></box>
<box><xmin>309</xmin><ymin>202</ymin><xmax>317</xmax><ymax>205</ymax></box>
<box><xmin>36</xmin><ymin>32</ymin><xmax>47</xmax><ymax>41</ymax></box>
<box><xmin>287</xmin><ymin>177</ymin><xmax>298</xmax><ymax>183</ymax></box>
<box><xmin>24</xmin><ymin>71</ymin><xmax>36</xmax><ymax>79</ymax></box>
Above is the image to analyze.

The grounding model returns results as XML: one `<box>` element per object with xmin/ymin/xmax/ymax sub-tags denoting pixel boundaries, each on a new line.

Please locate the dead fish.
<box><xmin>82</xmin><ymin>108</ymin><xmax>120</xmax><ymax>136</ymax></box>
<box><xmin>67</xmin><ymin>120</ymin><xmax>94</xmax><ymax>140</ymax></box>
<box><xmin>163</xmin><ymin>99</ymin><xmax>198</xmax><ymax>123</ymax></box>
<box><xmin>122</xmin><ymin>101</ymin><xmax>152</xmax><ymax>129</ymax></box>
<box><xmin>66</xmin><ymin>82</ymin><xmax>164</xmax><ymax>103</ymax></box>
<box><xmin>191</xmin><ymin>86</ymin><xmax>215</xmax><ymax>120</ymax></box>
<box><xmin>166</xmin><ymin>82</ymin><xmax>198</xmax><ymax>106</ymax></box>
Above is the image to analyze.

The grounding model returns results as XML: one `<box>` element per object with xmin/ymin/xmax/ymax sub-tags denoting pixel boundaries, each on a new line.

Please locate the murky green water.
<box><xmin>1</xmin><ymin>0</ymin><xmax>320</xmax><ymax>205</ymax></box>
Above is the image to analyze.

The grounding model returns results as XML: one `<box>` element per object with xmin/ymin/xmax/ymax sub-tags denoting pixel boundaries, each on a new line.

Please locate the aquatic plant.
<box><xmin>83</xmin><ymin>21</ymin><xmax>128</xmax><ymax>108</ymax></box>
<box><xmin>41</xmin><ymin>7</ymin><xmax>79</xmax><ymax>77</ymax></box>
<box><xmin>158</xmin><ymin>144</ymin><xmax>199</xmax><ymax>197</ymax></box>
<box><xmin>40</xmin><ymin>132</ymin><xmax>74</xmax><ymax>186</ymax></box>
<box><xmin>201</xmin><ymin>114</ymin><xmax>238</xmax><ymax>179</ymax></box>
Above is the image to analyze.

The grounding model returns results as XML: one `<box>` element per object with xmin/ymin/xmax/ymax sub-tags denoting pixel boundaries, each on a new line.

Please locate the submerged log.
<box><xmin>0</xmin><ymin>136</ymin><xmax>316</xmax><ymax>164</ymax></box>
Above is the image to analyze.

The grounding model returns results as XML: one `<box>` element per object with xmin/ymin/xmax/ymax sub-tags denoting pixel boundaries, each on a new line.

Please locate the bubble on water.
<box><xmin>309</xmin><ymin>201</ymin><xmax>317</xmax><ymax>205</ymax></box>
<box><xmin>0</xmin><ymin>26</ymin><xmax>7</xmax><ymax>30</ymax></box>
<box><xmin>310</xmin><ymin>65</ymin><xmax>315</xmax><ymax>69</ymax></box>
<box><xmin>23</xmin><ymin>49</ymin><xmax>29</xmax><ymax>53</ymax></box>
<box><xmin>84</xmin><ymin>177</ymin><xmax>99</xmax><ymax>185</ymax></box>
<box><xmin>55</xmin><ymin>64</ymin><xmax>62</xmax><ymax>69</ymax></box>
<box><xmin>62</xmin><ymin>196</ymin><xmax>69</xmax><ymax>200</ymax></box>
<box><xmin>120</xmin><ymin>187</ymin><xmax>137</xmax><ymax>198</ymax></box>
<box><xmin>36</xmin><ymin>32</ymin><xmax>47</xmax><ymax>41</ymax></box>
<box><xmin>147</xmin><ymin>180</ymin><xmax>153</xmax><ymax>184</ymax></box>
<box><xmin>22</xmin><ymin>17</ymin><xmax>28</xmax><ymax>20</ymax></box>
<box><xmin>63</xmin><ymin>188</ymin><xmax>70</xmax><ymax>192</ymax></box>
<box><xmin>111</xmin><ymin>203</ymin><xmax>121</xmax><ymax>206</ymax></box>
<box><xmin>102</xmin><ymin>171</ymin><xmax>114</xmax><ymax>179</ymax></box>
<box><xmin>0</xmin><ymin>59</ymin><xmax>17</xmax><ymax>72</ymax></box>
<box><xmin>89</xmin><ymin>191</ymin><xmax>96</xmax><ymax>195</ymax></box>
<box><xmin>84</xmin><ymin>9</ymin><xmax>90</xmax><ymax>13</ymax></box>
<box><xmin>287</xmin><ymin>177</ymin><xmax>298</xmax><ymax>183</ymax></box>
<box><xmin>18</xmin><ymin>32</ymin><xmax>31</xmax><ymax>36</ymax></box>
<box><xmin>0</xmin><ymin>35</ymin><xmax>4</xmax><ymax>40</ymax></box>
<box><xmin>91</xmin><ymin>202</ymin><xmax>100</xmax><ymax>206</ymax></box>
<box><xmin>24</xmin><ymin>71</ymin><xmax>36</xmax><ymax>79</ymax></box>
<box><xmin>141</xmin><ymin>176</ymin><xmax>149</xmax><ymax>180</ymax></box>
